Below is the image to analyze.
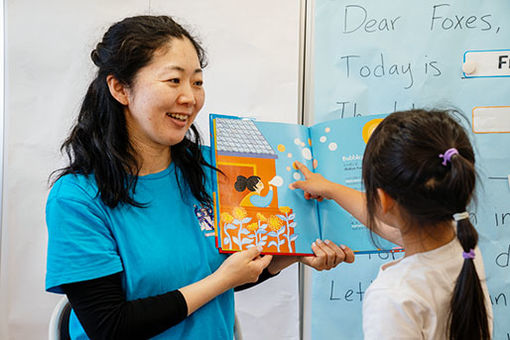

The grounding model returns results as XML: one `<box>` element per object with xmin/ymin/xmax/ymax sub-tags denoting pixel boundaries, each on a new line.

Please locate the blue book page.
<box><xmin>211</xmin><ymin>115</ymin><xmax>320</xmax><ymax>255</ymax></box>
<box><xmin>255</xmin><ymin>122</ymin><xmax>321</xmax><ymax>254</ymax></box>
<box><xmin>310</xmin><ymin>114</ymin><xmax>400</xmax><ymax>253</ymax></box>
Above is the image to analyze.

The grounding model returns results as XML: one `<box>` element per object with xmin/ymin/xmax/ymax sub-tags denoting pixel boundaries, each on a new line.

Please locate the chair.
<box><xmin>48</xmin><ymin>296</ymin><xmax>72</xmax><ymax>340</ymax></box>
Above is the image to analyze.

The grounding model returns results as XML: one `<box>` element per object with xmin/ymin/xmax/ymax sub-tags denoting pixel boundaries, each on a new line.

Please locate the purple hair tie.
<box><xmin>439</xmin><ymin>148</ymin><xmax>459</xmax><ymax>166</ymax></box>
<box><xmin>462</xmin><ymin>248</ymin><xmax>475</xmax><ymax>260</ymax></box>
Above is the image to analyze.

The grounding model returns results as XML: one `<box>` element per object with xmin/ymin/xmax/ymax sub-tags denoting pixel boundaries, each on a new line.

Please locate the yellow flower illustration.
<box><xmin>279</xmin><ymin>206</ymin><xmax>291</xmax><ymax>214</ymax></box>
<box><xmin>221</xmin><ymin>212</ymin><xmax>234</xmax><ymax>224</ymax></box>
<box><xmin>268</xmin><ymin>215</ymin><xmax>284</xmax><ymax>232</ymax></box>
<box><xmin>256</xmin><ymin>212</ymin><xmax>267</xmax><ymax>222</ymax></box>
<box><xmin>232</xmin><ymin>206</ymin><xmax>248</xmax><ymax>220</ymax></box>
<box><xmin>247</xmin><ymin>222</ymin><xmax>258</xmax><ymax>232</ymax></box>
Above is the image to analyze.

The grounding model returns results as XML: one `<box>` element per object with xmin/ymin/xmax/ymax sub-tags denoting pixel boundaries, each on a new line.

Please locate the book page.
<box><xmin>211</xmin><ymin>115</ymin><xmax>320</xmax><ymax>255</ymax></box>
<box><xmin>310</xmin><ymin>114</ymin><xmax>401</xmax><ymax>253</ymax></box>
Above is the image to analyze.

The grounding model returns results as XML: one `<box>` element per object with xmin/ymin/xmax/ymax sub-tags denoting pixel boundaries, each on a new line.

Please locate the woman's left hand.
<box><xmin>299</xmin><ymin>239</ymin><xmax>355</xmax><ymax>271</ymax></box>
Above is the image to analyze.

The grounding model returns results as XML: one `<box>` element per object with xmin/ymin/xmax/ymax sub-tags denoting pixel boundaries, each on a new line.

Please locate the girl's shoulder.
<box><xmin>369</xmin><ymin>239</ymin><xmax>471</xmax><ymax>293</ymax></box>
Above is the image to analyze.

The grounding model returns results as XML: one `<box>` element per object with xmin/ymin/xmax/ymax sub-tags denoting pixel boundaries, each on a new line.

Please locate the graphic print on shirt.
<box><xmin>194</xmin><ymin>204</ymin><xmax>215</xmax><ymax>237</ymax></box>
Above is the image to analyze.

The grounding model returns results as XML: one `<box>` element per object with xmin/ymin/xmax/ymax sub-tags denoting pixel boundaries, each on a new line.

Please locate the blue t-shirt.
<box><xmin>45</xmin><ymin>149</ymin><xmax>234</xmax><ymax>340</ymax></box>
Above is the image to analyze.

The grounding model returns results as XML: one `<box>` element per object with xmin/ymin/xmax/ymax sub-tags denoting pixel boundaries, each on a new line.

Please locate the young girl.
<box><xmin>290</xmin><ymin>109</ymin><xmax>493</xmax><ymax>340</ymax></box>
<box><xmin>234</xmin><ymin>175</ymin><xmax>274</xmax><ymax>207</ymax></box>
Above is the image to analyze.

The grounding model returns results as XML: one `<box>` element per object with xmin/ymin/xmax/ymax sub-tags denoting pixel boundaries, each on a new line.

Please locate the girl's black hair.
<box><xmin>234</xmin><ymin>175</ymin><xmax>261</xmax><ymax>192</ymax></box>
<box><xmin>362</xmin><ymin>109</ymin><xmax>489</xmax><ymax>340</ymax></box>
<box><xmin>51</xmin><ymin>15</ymin><xmax>214</xmax><ymax>208</ymax></box>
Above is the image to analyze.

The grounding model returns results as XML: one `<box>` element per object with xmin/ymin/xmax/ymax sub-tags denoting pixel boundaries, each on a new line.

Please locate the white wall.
<box><xmin>0</xmin><ymin>1</ymin><xmax>301</xmax><ymax>339</ymax></box>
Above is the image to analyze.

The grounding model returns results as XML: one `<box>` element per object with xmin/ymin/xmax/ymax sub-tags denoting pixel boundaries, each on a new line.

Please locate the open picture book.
<box><xmin>209</xmin><ymin>113</ymin><xmax>404</xmax><ymax>255</ymax></box>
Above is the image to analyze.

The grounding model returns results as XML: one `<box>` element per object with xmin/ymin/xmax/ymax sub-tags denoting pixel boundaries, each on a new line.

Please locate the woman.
<box><xmin>46</xmin><ymin>15</ymin><xmax>354</xmax><ymax>339</ymax></box>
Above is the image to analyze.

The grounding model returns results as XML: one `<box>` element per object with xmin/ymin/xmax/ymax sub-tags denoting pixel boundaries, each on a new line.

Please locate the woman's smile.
<box><xmin>166</xmin><ymin>112</ymin><xmax>191</xmax><ymax>127</ymax></box>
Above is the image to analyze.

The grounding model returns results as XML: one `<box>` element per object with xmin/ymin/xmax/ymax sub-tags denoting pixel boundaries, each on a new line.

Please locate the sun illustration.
<box><xmin>277</xmin><ymin>144</ymin><xmax>286</xmax><ymax>152</ymax></box>
<box><xmin>362</xmin><ymin>118</ymin><xmax>384</xmax><ymax>144</ymax></box>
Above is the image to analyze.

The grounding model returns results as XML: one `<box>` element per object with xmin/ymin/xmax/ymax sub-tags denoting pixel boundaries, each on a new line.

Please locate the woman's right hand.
<box><xmin>289</xmin><ymin>161</ymin><xmax>334</xmax><ymax>201</ymax></box>
<box><xmin>214</xmin><ymin>247</ymin><xmax>273</xmax><ymax>289</ymax></box>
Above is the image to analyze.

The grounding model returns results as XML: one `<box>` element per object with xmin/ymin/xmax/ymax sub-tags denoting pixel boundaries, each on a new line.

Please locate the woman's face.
<box><xmin>124</xmin><ymin>37</ymin><xmax>205</xmax><ymax>151</ymax></box>
<box><xmin>255</xmin><ymin>180</ymin><xmax>264</xmax><ymax>193</ymax></box>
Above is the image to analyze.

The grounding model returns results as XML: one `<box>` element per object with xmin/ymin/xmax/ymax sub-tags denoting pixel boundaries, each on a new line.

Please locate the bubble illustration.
<box><xmin>302</xmin><ymin>148</ymin><xmax>312</xmax><ymax>160</ymax></box>
<box><xmin>269</xmin><ymin>176</ymin><xmax>283</xmax><ymax>187</ymax></box>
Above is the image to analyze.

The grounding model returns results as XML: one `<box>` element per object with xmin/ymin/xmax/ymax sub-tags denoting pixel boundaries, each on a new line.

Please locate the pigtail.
<box><xmin>446</xmin><ymin>154</ymin><xmax>489</xmax><ymax>340</ymax></box>
<box><xmin>449</xmin><ymin>217</ymin><xmax>490</xmax><ymax>340</ymax></box>
<box><xmin>234</xmin><ymin>176</ymin><xmax>248</xmax><ymax>192</ymax></box>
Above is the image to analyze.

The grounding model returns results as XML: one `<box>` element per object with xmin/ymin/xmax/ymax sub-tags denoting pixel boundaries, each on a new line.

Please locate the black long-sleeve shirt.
<box><xmin>62</xmin><ymin>268</ymin><xmax>278</xmax><ymax>340</ymax></box>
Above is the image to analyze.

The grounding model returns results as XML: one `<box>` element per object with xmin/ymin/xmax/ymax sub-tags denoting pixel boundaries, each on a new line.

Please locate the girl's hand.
<box><xmin>289</xmin><ymin>161</ymin><xmax>333</xmax><ymax>201</ymax></box>
<box><xmin>299</xmin><ymin>239</ymin><xmax>355</xmax><ymax>270</ymax></box>
<box><xmin>214</xmin><ymin>247</ymin><xmax>273</xmax><ymax>289</ymax></box>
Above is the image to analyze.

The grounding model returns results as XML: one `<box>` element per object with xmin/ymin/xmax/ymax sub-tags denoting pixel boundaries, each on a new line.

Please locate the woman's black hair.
<box><xmin>362</xmin><ymin>109</ymin><xmax>489</xmax><ymax>340</ymax></box>
<box><xmin>51</xmin><ymin>15</ymin><xmax>214</xmax><ymax>208</ymax></box>
<box><xmin>234</xmin><ymin>175</ymin><xmax>261</xmax><ymax>192</ymax></box>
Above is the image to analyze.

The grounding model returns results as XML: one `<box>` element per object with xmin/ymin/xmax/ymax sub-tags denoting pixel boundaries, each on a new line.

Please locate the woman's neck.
<box><xmin>134</xmin><ymin>143</ymin><xmax>172</xmax><ymax>176</ymax></box>
<box><xmin>400</xmin><ymin>222</ymin><xmax>456</xmax><ymax>257</ymax></box>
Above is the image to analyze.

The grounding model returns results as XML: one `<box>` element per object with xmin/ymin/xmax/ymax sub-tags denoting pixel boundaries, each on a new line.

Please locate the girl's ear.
<box><xmin>377</xmin><ymin>188</ymin><xmax>396</xmax><ymax>214</ymax></box>
<box><xmin>106</xmin><ymin>75</ymin><xmax>129</xmax><ymax>105</ymax></box>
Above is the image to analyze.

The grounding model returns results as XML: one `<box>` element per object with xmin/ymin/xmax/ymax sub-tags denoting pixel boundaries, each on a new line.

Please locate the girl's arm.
<box><xmin>290</xmin><ymin>161</ymin><xmax>403</xmax><ymax>247</ymax></box>
<box><xmin>250</xmin><ymin>186</ymin><xmax>274</xmax><ymax>208</ymax></box>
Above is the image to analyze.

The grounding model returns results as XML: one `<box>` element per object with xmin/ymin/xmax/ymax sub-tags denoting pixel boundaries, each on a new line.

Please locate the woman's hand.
<box><xmin>214</xmin><ymin>247</ymin><xmax>273</xmax><ymax>289</ymax></box>
<box><xmin>261</xmin><ymin>239</ymin><xmax>355</xmax><ymax>276</ymax></box>
<box><xmin>179</xmin><ymin>247</ymin><xmax>271</xmax><ymax>316</ymax></box>
<box><xmin>300</xmin><ymin>239</ymin><xmax>355</xmax><ymax>270</ymax></box>
<box><xmin>289</xmin><ymin>161</ymin><xmax>334</xmax><ymax>201</ymax></box>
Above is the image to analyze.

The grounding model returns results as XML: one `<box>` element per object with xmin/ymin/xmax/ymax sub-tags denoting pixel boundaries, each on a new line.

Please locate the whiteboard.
<box><xmin>304</xmin><ymin>0</ymin><xmax>510</xmax><ymax>339</ymax></box>
<box><xmin>0</xmin><ymin>1</ymin><xmax>301</xmax><ymax>339</ymax></box>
